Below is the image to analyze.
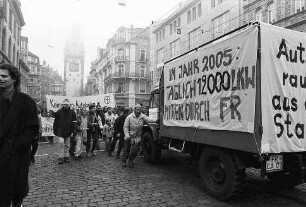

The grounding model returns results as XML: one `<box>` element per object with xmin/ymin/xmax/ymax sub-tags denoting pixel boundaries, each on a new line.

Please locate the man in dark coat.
<box><xmin>0</xmin><ymin>63</ymin><xmax>39</xmax><ymax>207</ymax></box>
<box><xmin>53</xmin><ymin>99</ymin><xmax>76</xmax><ymax>164</ymax></box>
<box><xmin>108</xmin><ymin>107</ymin><xmax>130</xmax><ymax>159</ymax></box>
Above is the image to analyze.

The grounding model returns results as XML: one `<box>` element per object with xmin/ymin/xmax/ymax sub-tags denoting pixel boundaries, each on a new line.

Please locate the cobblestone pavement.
<box><xmin>23</xmin><ymin>149</ymin><xmax>305</xmax><ymax>207</ymax></box>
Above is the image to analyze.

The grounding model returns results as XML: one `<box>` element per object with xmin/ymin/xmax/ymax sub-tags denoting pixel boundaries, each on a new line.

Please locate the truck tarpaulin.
<box><xmin>163</xmin><ymin>25</ymin><xmax>258</xmax><ymax>133</ymax></box>
<box><xmin>261</xmin><ymin>23</ymin><xmax>306</xmax><ymax>153</ymax></box>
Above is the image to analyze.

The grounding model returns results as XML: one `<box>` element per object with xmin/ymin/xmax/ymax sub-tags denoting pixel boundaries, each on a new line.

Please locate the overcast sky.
<box><xmin>20</xmin><ymin>0</ymin><xmax>184</xmax><ymax>78</ymax></box>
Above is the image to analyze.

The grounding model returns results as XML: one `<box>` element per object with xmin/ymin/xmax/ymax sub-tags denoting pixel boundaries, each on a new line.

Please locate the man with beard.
<box><xmin>0</xmin><ymin>63</ymin><xmax>39</xmax><ymax>207</ymax></box>
<box><xmin>53</xmin><ymin>99</ymin><xmax>77</xmax><ymax>164</ymax></box>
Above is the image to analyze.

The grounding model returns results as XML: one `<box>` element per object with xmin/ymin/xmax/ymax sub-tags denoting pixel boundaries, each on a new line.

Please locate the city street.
<box><xmin>23</xmin><ymin>143</ymin><xmax>306</xmax><ymax>207</ymax></box>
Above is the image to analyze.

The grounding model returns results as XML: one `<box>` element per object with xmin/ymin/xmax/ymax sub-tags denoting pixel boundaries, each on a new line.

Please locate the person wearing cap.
<box><xmin>122</xmin><ymin>104</ymin><xmax>156</xmax><ymax>167</ymax></box>
<box><xmin>53</xmin><ymin>99</ymin><xmax>77</xmax><ymax>164</ymax></box>
<box><xmin>108</xmin><ymin>107</ymin><xmax>130</xmax><ymax>158</ymax></box>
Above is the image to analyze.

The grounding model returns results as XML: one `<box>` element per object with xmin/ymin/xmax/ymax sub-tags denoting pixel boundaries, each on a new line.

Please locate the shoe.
<box><xmin>91</xmin><ymin>152</ymin><xmax>96</xmax><ymax>156</ymax></box>
<box><xmin>128</xmin><ymin>159</ymin><xmax>134</xmax><ymax>168</ymax></box>
<box><xmin>58</xmin><ymin>158</ymin><xmax>64</xmax><ymax>165</ymax></box>
<box><xmin>116</xmin><ymin>154</ymin><xmax>120</xmax><ymax>159</ymax></box>
<box><xmin>86</xmin><ymin>153</ymin><xmax>91</xmax><ymax>157</ymax></box>
<box><xmin>108</xmin><ymin>152</ymin><xmax>113</xmax><ymax>157</ymax></box>
<box><xmin>64</xmin><ymin>157</ymin><xmax>70</xmax><ymax>163</ymax></box>
<box><xmin>121</xmin><ymin>161</ymin><xmax>127</xmax><ymax>167</ymax></box>
<box><xmin>31</xmin><ymin>156</ymin><xmax>35</xmax><ymax>164</ymax></box>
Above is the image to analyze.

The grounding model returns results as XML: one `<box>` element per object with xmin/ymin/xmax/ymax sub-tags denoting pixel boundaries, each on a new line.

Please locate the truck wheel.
<box><xmin>199</xmin><ymin>148</ymin><xmax>245</xmax><ymax>201</ymax></box>
<box><xmin>142</xmin><ymin>132</ymin><xmax>161</xmax><ymax>164</ymax></box>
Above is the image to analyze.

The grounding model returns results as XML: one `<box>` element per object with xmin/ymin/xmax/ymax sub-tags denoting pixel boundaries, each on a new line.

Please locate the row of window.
<box><xmin>110</xmin><ymin>81</ymin><xmax>147</xmax><ymax>94</ymax></box>
<box><xmin>1</xmin><ymin>29</ymin><xmax>19</xmax><ymax>66</ymax></box>
<box><xmin>254</xmin><ymin>0</ymin><xmax>305</xmax><ymax>24</ymax></box>
<box><xmin>116</xmin><ymin>48</ymin><xmax>147</xmax><ymax>61</ymax></box>
<box><xmin>211</xmin><ymin>0</ymin><xmax>224</xmax><ymax>8</ymax></box>
<box><xmin>156</xmin><ymin>10</ymin><xmax>230</xmax><ymax>64</ymax></box>
<box><xmin>156</xmin><ymin>2</ymin><xmax>202</xmax><ymax>44</ymax></box>
<box><xmin>187</xmin><ymin>2</ymin><xmax>202</xmax><ymax>24</ymax></box>
<box><xmin>116</xmin><ymin>64</ymin><xmax>146</xmax><ymax>77</ymax></box>
<box><xmin>3</xmin><ymin>0</ymin><xmax>21</xmax><ymax>45</ymax></box>
<box><xmin>255</xmin><ymin>2</ymin><xmax>275</xmax><ymax>23</ymax></box>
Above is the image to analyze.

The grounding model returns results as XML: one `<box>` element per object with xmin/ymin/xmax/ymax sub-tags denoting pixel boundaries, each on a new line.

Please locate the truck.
<box><xmin>140</xmin><ymin>22</ymin><xmax>306</xmax><ymax>201</ymax></box>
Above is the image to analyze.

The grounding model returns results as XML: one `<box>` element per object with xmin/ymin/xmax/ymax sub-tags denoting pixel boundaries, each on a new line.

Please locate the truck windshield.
<box><xmin>150</xmin><ymin>93</ymin><xmax>159</xmax><ymax>108</ymax></box>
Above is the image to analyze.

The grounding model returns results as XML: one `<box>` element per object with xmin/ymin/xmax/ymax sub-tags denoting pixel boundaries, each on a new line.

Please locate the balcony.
<box><xmin>104</xmin><ymin>71</ymin><xmax>150</xmax><ymax>82</ymax></box>
<box><xmin>114</xmin><ymin>56</ymin><xmax>128</xmax><ymax>62</ymax></box>
<box><xmin>114</xmin><ymin>91</ymin><xmax>127</xmax><ymax>98</ymax></box>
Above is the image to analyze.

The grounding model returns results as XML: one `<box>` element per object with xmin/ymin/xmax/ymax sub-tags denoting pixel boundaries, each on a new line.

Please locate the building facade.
<box><xmin>50</xmin><ymin>70</ymin><xmax>64</xmax><ymax>96</ymax></box>
<box><xmin>243</xmin><ymin>0</ymin><xmax>306</xmax><ymax>32</ymax></box>
<box><xmin>40</xmin><ymin>61</ymin><xmax>52</xmax><ymax>107</ymax></box>
<box><xmin>40</xmin><ymin>61</ymin><xmax>64</xmax><ymax>108</ymax></box>
<box><xmin>150</xmin><ymin>0</ymin><xmax>243</xmax><ymax>88</ymax></box>
<box><xmin>27</xmin><ymin>51</ymin><xmax>41</xmax><ymax>103</ymax></box>
<box><xmin>64</xmin><ymin>24</ymin><xmax>85</xmax><ymax>97</ymax></box>
<box><xmin>0</xmin><ymin>0</ymin><xmax>26</xmax><ymax>89</ymax></box>
<box><xmin>86</xmin><ymin>26</ymin><xmax>151</xmax><ymax>107</ymax></box>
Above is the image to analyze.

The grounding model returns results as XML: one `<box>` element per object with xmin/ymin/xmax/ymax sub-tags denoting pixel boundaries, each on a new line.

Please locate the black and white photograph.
<box><xmin>0</xmin><ymin>0</ymin><xmax>306</xmax><ymax>206</ymax></box>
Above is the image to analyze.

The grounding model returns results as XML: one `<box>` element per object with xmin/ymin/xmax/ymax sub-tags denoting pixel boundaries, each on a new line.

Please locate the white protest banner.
<box><xmin>41</xmin><ymin>117</ymin><xmax>54</xmax><ymax>137</ymax></box>
<box><xmin>261</xmin><ymin>23</ymin><xmax>306</xmax><ymax>153</ymax></box>
<box><xmin>163</xmin><ymin>25</ymin><xmax>258</xmax><ymax>132</ymax></box>
<box><xmin>46</xmin><ymin>93</ymin><xmax>116</xmax><ymax>112</ymax></box>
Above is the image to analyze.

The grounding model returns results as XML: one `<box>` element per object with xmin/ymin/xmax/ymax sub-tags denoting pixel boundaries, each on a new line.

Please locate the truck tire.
<box><xmin>199</xmin><ymin>148</ymin><xmax>246</xmax><ymax>201</ymax></box>
<box><xmin>142</xmin><ymin>132</ymin><xmax>161</xmax><ymax>164</ymax></box>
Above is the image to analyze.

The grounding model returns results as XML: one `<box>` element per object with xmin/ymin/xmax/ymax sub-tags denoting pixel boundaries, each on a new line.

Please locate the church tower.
<box><xmin>64</xmin><ymin>24</ymin><xmax>85</xmax><ymax>96</ymax></box>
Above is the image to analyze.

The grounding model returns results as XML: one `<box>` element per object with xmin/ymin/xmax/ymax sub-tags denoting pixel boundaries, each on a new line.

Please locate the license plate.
<box><xmin>266</xmin><ymin>154</ymin><xmax>283</xmax><ymax>172</ymax></box>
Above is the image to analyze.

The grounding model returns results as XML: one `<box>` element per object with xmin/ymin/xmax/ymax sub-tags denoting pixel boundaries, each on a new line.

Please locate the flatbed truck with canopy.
<box><xmin>141</xmin><ymin>22</ymin><xmax>306</xmax><ymax>201</ymax></box>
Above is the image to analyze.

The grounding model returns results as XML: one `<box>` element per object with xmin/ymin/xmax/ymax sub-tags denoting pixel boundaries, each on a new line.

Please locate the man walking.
<box><xmin>108</xmin><ymin>107</ymin><xmax>130</xmax><ymax>158</ymax></box>
<box><xmin>53</xmin><ymin>99</ymin><xmax>76</xmax><ymax>164</ymax></box>
<box><xmin>0</xmin><ymin>63</ymin><xmax>39</xmax><ymax>207</ymax></box>
<box><xmin>122</xmin><ymin>104</ymin><xmax>156</xmax><ymax>167</ymax></box>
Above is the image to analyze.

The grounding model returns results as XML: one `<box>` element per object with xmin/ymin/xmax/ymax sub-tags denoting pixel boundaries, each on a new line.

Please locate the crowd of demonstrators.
<box><xmin>0</xmin><ymin>63</ymin><xmax>39</xmax><ymax>207</ymax></box>
<box><xmin>46</xmin><ymin>99</ymin><xmax>154</xmax><ymax>169</ymax></box>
